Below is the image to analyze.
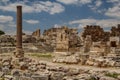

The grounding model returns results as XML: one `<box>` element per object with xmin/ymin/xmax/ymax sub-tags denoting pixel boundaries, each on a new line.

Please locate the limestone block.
<box><xmin>66</xmin><ymin>68</ymin><xmax>80</xmax><ymax>76</ymax></box>
<box><xmin>31</xmin><ymin>74</ymin><xmax>49</xmax><ymax>80</ymax></box>
<box><xmin>4</xmin><ymin>75</ymin><xmax>14</xmax><ymax>80</ymax></box>
<box><xmin>77</xmin><ymin>73</ymin><xmax>91</xmax><ymax>80</ymax></box>
<box><xmin>50</xmin><ymin>72</ymin><xmax>65</xmax><ymax>80</ymax></box>
<box><xmin>19</xmin><ymin>76</ymin><xmax>34</xmax><ymax>80</ymax></box>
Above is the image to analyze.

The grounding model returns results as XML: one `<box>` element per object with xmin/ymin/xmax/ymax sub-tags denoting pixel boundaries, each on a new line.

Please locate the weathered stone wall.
<box><xmin>111</xmin><ymin>24</ymin><xmax>120</xmax><ymax>36</ymax></box>
<box><xmin>32</xmin><ymin>29</ymin><xmax>40</xmax><ymax>37</ymax></box>
<box><xmin>55</xmin><ymin>30</ymin><xmax>69</xmax><ymax>52</ymax></box>
<box><xmin>109</xmin><ymin>37</ymin><xmax>120</xmax><ymax>47</ymax></box>
<box><xmin>82</xmin><ymin>25</ymin><xmax>110</xmax><ymax>42</ymax></box>
<box><xmin>43</xmin><ymin>26</ymin><xmax>81</xmax><ymax>52</ymax></box>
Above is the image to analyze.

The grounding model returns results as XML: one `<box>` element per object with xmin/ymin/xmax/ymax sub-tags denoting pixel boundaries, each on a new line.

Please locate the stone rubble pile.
<box><xmin>53</xmin><ymin>52</ymin><xmax>120</xmax><ymax>68</ymax></box>
<box><xmin>0</xmin><ymin>56</ymin><xmax>120</xmax><ymax>80</ymax></box>
<box><xmin>53</xmin><ymin>52</ymin><xmax>80</xmax><ymax>64</ymax></box>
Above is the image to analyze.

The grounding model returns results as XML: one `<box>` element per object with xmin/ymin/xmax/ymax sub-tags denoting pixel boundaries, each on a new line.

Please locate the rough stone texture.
<box><xmin>31</xmin><ymin>74</ymin><xmax>49</xmax><ymax>80</ymax></box>
<box><xmin>0</xmin><ymin>55</ymin><xmax>120</xmax><ymax>80</ymax></box>
<box><xmin>0</xmin><ymin>72</ymin><xmax>4</xmax><ymax>77</ymax></box>
<box><xmin>111</xmin><ymin>25</ymin><xmax>120</xmax><ymax>36</ymax></box>
<box><xmin>43</xmin><ymin>26</ymin><xmax>81</xmax><ymax>52</ymax></box>
<box><xmin>83</xmin><ymin>35</ymin><xmax>92</xmax><ymax>53</ymax></box>
<box><xmin>50</xmin><ymin>72</ymin><xmax>65</xmax><ymax>80</ymax></box>
<box><xmin>55</xmin><ymin>29</ymin><xmax>69</xmax><ymax>52</ymax></box>
<box><xmin>4</xmin><ymin>75</ymin><xmax>14</xmax><ymax>80</ymax></box>
<box><xmin>66</xmin><ymin>68</ymin><xmax>80</xmax><ymax>76</ymax></box>
<box><xmin>19</xmin><ymin>62</ymin><xmax>28</xmax><ymax>70</ymax></box>
<box><xmin>0</xmin><ymin>6</ymin><xmax>120</xmax><ymax>80</ymax></box>
<box><xmin>77</xmin><ymin>74</ymin><xmax>91</xmax><ymax>80</ymax></box>
<box><xmin>32</xmin><ymin>29</ymin><xmax>40</xmax><ymax>37</ymax></box>
<box><xmin>11</xmin><ymin>69</ymin><xmax>21</xmax><ymax>77</ymax></box>
<box><xmin>82</xmin><ymin>25</ymin><xmax>110</xmax><ymax>42</ymax></box>
<box><xmin>19</xmin><ymin>76</ymin><xmax>34</xmax><ymax>80</ymax></box>
<box><xmin>53</xmin><ymin>55</ymin><xmax>79</xmax><ymax>64</ymax></box>
<box><xmin>2</xmin><ymin>67</ymin><xmax>10</xmax><ymax>75</ymax></box>
<box><xmin>117</xmin><ymin>75</ymin><xmax>120</xmax><ymax>79</ymax></box>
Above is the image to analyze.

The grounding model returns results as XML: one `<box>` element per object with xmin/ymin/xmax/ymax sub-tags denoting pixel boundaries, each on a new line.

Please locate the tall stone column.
<box><xmin>17</xmin><ymin>6</ymin><xmax>22</xmax><ymax>49</ymax></box>
<box><xmin>15</xmin><ymin>6</ymin><xmax>24</xmax><ymax>58</ymax></box>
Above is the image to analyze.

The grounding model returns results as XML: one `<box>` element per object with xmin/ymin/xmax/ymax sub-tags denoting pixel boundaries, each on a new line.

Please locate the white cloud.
<box><xmin>0</xmin><ymin>0</ymin><xmax>9</xmax><ymax>3</ymax></box>
<box><xmin>49</xmin><ymin>2</ymin><xmax>65</xmax><ymax>14</ymax></box>
<box><xmin>24</xmin><ymin>20</ymin><xmax>39</xmax><ymax>24</ymax></box>
<box><xmin>57</xmin><ymin>0</ymin><xmax>92</xmax><ymax>5</ymax></box>
<box><xmin>69</xmin><ymin>18</ymin><xmax>120</xmax><ymax>29</ymax></box>
<box><xmin>104</xmin><ymin>0</ymin><xmax>120</xmax><ymax>18</ymax></box>
<box><xmin>23</xmin><ymin>30</ymin><xmax>32</xmax><ymax>35</ymax></box>
<box><xmin>54</xmin><ymin>24</ymin><xmax>61</xmax><ymax>28</ymax></box>
<box><xmin>0</xmin><ymin>1</ymin><xmax>65</xmax><ymax>14</ymax></box>
<box><xmin>0</xmin><ymin>24</ymin><xmax>5</xmax><ymax>30</ymax></box>
<box><xmin>1</xmin><ymin>23</ymin><xmax>16</xmax><ymax>35</ymax></box>
<box><xmin>0</xmin><ymin>15</ymin><xmax>16</xmax><ymax>34</ymax></box>
<box><xmin>79</xmin><ymin>0</ymin><xmax>92</xmax><ymax>4</ymax></box>
<box><xmin>57</xmin><ymin>0</ymin><xmax>77</xmax><ymax>4</ymax></box>
<box><xmin>5</xmin><ymin>29</ymin><xmax>16</xmax><ymax>35</ymax></box>
<box><xmin>88</xmin><ymin>0</ymin><xmax>120</xmax><ymax>19</ymax></box>
<box><xmin>0</xmin><ymin>15</ymin><xmax>13</xmax><ymax>23</ymax></box>
<box><xmin>105</xmin><ymin>3</ymin><xmax>120</xmax><ymax>18</ymax></box>
<box><xmin>95</xmin><ymin>0</ymin><xmax>102</xmax><ymax>7</ymax></box>
<box><xmin>33</xmin><ymin>1</ymin><xmax>65</xmax><ymax>15</ymax></box>
<box><xmin>5</xmin><ymin>28</ymin><xmax>33</xmax><ymax>35</ymax></box>
<box><xmin>88</xmin><ymin>0</ymin><xmax>103</xmax><ymax>13</ymax></box>
<box><xmin>0</xmin><ymin>2</ymin><xmax>34</xmax><ymax>13</ymax></box>
<box><xmin>7</xmin><ymin>22</ymin><xmax>16</xmax><ymax>27</ymax></box>
<box><xmin>106</xmin><ymin>0</ymin><xmax>119</xmax><ymax>3</ymax></box>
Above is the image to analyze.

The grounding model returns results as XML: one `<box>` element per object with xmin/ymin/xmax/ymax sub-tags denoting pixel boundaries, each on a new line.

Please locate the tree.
<box><xmin>0</xmin><ymin>30</ymin><xmax>5</xmax><ymax>35</ymax></box>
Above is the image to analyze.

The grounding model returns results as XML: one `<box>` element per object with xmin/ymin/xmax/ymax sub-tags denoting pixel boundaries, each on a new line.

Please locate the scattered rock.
<box><xmin>77</xmin><ymin>73</ymin><xmax>91</xmax><ymax>80</ymax></box>
<box><xmin>23</xmin><ymin>72</ymin><xmax>32</xmax><ymax>77</ymax></box>
<box><xmin>4</xmin><ymin>75</ymin><xmax>13</xmax><ymax>80</ymax></box>
<box><xmin>11</xmin><ymin>69</ymin><xmax>21</xmax><ymax>77</ymax></box>
<box><xmin>2</xmin><ymin>66</ymin><xmax>10</xmax><ymax>75</ymax></box>
<box><xmin>117</xmin><ymin>75</ymin><xmax>120</xmax><ymax>79</ymax></box>
<box><xmin>0</xmin><ymin>72</ymin><xmax>4</xmax><ymax>77</ymax></box>
<box><xmin>31</xmin><ymin>74</ymin><xmax>49</xmax><ymax>80</ymax></box>
<box><xmin>66</xmin><ymin>68</ymin><xmax>80</xmax><ymax>76</ymax></box>
<box><xmin>65</xmin><ymin>56</ymin><xmax>79</xmax><ymax>64</ymax></box>
<box><xmin>47</xmin><ymin>66</ymin><xmax>58</xmax><ymax>71</ymax></box>
<box><xmin>50</xmin><ymin>72</ymin><xmax>65</xmax><ymax>80</ymax></box>
<box><xmin>19</xmin><ymin>62</ymin><xmax>28</xmax><ymax>70</ymax></box>
<box><xmin>19</xmin><ymin>76</ymin><xmax>33</xmax><ymax>80</ymax></box>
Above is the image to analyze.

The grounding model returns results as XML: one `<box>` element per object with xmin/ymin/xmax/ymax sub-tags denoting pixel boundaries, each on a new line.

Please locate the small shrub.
<box><xmin>105</xmin><ymin>72</ymin><xmax>119</xmax><ymax>78</ymax></box>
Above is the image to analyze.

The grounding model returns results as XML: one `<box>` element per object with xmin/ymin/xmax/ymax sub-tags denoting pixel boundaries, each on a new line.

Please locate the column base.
<box><xmin>13</xmin><ymin>48</ymin><xmax>24</xmax><ymax>58</ymax></box>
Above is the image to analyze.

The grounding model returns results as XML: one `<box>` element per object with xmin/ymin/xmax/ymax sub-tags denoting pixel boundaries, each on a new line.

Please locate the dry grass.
<box><xmin>28</xmin><ymin>53</ymin><xmax>53</xmax><ymax>58</ymax></box>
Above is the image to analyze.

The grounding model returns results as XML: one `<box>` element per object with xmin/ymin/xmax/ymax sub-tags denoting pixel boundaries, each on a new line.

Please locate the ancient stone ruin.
<box><xmin>32</xmin><ymin>29</ymin><xmax>40</xmax><ymax>37</ymax></box>
<box><xmin>82</xmin><ymin>25</ymin><xmax>110</xmax><ymax>42</ymax></box>
<box><xmin>55</xmin><ymin>28</ymin><xmax>69</xmax><ymax>52</ymax></box>
<box><xmin>0</xmin><ymin>5</ymin><xmax>120</xmax><ymax>80</ymax></box>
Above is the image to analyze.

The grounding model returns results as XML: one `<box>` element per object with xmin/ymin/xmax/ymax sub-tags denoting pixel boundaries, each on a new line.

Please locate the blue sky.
<box><xmin>0</xmin><ymin>0</ymin><xmax>120</xmax><ymax>34</ymax></box>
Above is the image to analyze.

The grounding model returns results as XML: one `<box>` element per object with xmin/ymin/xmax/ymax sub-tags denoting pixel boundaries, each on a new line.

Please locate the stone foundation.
<box><xmin>13</xmin><ymin>49</ymin><xmax>24</xmax><ymax>58</ymax></box>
